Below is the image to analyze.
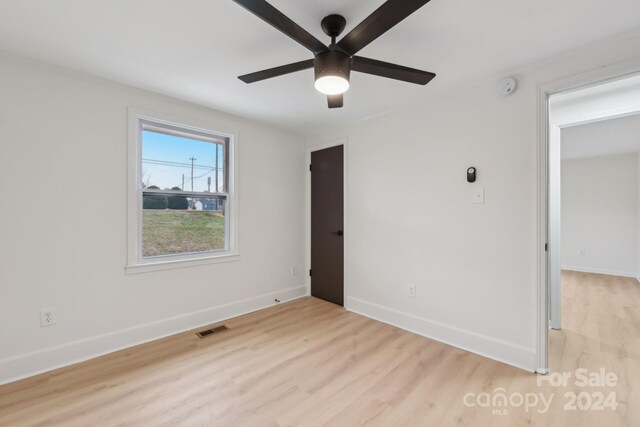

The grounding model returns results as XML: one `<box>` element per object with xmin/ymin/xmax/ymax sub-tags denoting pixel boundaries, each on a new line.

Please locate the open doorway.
<box><xmin>544</xmin><ymin>72</ymin><xmax>640</xmax><ymax>374</ymax></box>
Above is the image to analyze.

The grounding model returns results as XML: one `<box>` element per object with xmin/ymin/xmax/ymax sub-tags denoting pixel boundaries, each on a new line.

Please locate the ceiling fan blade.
<box><xmin>337</xmin><ymin>0</ymin><xmax>432</xmax><ymax>55</ymax></box>
<box><xmin>239</xmin><ymin>59</ymin><xmax>314</xmax><ymax>83</ymax></box>
<box><xmin>327</xmin><ymin>94</ymin><xmax>343</xmax><ymax>109</ymax></box>
<box><xmin>351</xmin><ymin>56</ymin><xmax>435</xmax><ymax>85</ymax></box>
<box><xmin>232</xmin><ymin>0</ymin><xmax>328</xmax><ymax>55</ymax></box>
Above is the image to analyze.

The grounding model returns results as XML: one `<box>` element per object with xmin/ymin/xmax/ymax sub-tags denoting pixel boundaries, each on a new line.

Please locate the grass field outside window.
<box><xmin>142</xmin><ymin>210</ymin><xmax>225</xmax><ymax>257</ymax></box>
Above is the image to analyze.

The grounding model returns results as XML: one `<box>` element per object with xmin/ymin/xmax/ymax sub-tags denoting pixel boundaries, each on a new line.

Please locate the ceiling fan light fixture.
<box><xmin>314</xmin><ymin>75</ymin><xmax>350</xmax><ymax>95</ymax></box>
<box><xmin>314</xmin><ymin>50</ymin><xmax>351</xmax><ymax>95</ymax></box>
<box><xmin>233</xmin><ymin>1</ymin><xmax>437</xmax><ymax>109</ymax></box>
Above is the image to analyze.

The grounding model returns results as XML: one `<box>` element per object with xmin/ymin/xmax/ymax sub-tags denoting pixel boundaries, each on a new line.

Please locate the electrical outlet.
<box><xmin>408</xmin><ymin>284</ymin><xmax>416</xmax><ymax>298</ymax></box>
<box><xmin>579</xmin><ymin>249</ymin><xmax>586</xmax><ymax>256</ymax></box>
<box><xmin>40</xmin><ymin>308</ymin><xmax>56</xmax><ymax>327</ymax></box>
<box><xmin>290</xmin><ymin>265</ymin><xmax>298</xmax><ymax>276</ymax></box>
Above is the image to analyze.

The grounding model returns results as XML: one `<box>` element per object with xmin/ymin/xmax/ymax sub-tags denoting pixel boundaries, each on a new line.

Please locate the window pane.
<box><xmin>142</xmin><ymin>197</ymin><xmax>226</xmax><ymax>257</ymax></box>
<box><xmin>141</xmin><ymin>129</ymin><xmax>225</xmax><ymax>193</ymax></box>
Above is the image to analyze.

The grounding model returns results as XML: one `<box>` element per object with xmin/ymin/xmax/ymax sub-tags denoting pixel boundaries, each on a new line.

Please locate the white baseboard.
<box><xmin>345</xmin><ymin>296</ymin><xmax>536</xmax><ymax>372</ymax></box>
<box><xmin>0</xmin><ymin>284</ymin><xmax>310</xmax><ymax>385</ymax></box>
<box><xmin>561</xmin><ymin>265</ymin><xmax>639</xmax><ymax>279</ymax></box>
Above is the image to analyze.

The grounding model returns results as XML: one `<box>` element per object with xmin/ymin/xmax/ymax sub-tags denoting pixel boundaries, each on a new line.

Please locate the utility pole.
<box><xmin>182</xmin><ymin>174</ymin><xmax>185</xmax><ymax>191</ymax></box>
<box><xmin>189</xmin><ymin>157</ymin><xmax>196</xmax><ymax>192</ymax></box>
<box><xmin>215</xmin><ymin>145</ymin><xmax>219</xmax><ymax>193</ymax></box>
<box><xmin>207</xmin><ymin>177</ymin><xmax>211</xmax><ymax>192</ymax></box>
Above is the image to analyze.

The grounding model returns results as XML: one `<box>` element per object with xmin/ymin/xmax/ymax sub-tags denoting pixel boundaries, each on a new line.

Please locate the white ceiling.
<box><xmin>1</xmin><ymin>0</ymin><xmax>640</xmax><ymax>134</ymax></box>
<box><xmin>562</xmin><ymin>114</ymin><xmax>640</xmax><ymax>159</ymax></box>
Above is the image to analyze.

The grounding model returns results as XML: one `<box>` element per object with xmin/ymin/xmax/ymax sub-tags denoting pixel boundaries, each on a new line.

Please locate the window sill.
<box><xmin>125</xmin><ymin>253</ymin><xmax>240</xmax><ymax>275</ymax></box>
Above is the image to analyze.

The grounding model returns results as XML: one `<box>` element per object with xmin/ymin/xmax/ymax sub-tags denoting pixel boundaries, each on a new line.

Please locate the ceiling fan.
<box><xmin>232</xmin><ymin>0</ymin><xmax>436</xmax><ymax>109</ymax></box>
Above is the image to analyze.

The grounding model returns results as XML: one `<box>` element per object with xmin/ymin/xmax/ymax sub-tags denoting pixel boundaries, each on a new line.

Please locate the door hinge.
<box><xmin>309</xmin><ymin>269</ymin><xmax>312</xmax><ymax>276</ymax></box>
<box><xmin>309</xmin><ymin>164</ymin><xmax>312</xmax><ymax>172</ymax></box>
<box><xmin>545</xmin><ymin>243</ymin><xmax>548</xmax><ymax>252</ymax></box>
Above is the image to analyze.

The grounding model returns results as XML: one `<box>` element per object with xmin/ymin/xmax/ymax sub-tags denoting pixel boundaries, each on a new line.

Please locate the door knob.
<box><xmin>331</xmin><ymin>230</ymin><xmax>343</xmax><ymax>236</ymax></box>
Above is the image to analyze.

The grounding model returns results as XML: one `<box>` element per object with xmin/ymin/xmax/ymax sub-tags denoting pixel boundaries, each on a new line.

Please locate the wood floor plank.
<box><xmin>1</xmin><ymin>271</ymin><xmax>639</xmax><ymax>426</ymax></box>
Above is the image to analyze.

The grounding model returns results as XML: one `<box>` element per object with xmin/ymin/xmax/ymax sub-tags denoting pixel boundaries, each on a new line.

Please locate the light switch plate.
<box><xmin>472</xmin><ymin>188</ymin><xmax>485</xmax><ymax>204</ymax></box>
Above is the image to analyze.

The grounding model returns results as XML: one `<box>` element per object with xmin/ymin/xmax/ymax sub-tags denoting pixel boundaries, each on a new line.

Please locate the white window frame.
<box><xmin>126</xmin><ymin>108</ymin><xmax>239</xmax><ymax>274</ymax></box>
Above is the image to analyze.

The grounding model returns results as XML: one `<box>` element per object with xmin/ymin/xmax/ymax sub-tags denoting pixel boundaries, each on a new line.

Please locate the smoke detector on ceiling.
<box><xmin>497</xmin><ymin>77</ymin><xmax>517</xmax><ymax>96</ymax></box>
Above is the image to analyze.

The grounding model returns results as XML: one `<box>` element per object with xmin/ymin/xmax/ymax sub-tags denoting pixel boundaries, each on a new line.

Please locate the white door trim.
<box><xmin>536</xmin><ymin>56</ymin><xmax>640</xmax><ymax>374</ymax></box>
<box><xmin>307</xmin><ymin>139</ymin><xmax>349</xmax><ymax>307</ymax></box>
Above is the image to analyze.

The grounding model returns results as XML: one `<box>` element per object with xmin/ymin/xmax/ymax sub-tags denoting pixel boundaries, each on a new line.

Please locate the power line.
<box><xmin>142</xmin><ymin>157</ymin><xmax>222</xmax><ymax>192</ymax></box>
<box><xmin>142</xmin><ymin>158</ymin><xmax>214</xmax><ymax>171</ymax></box>
<box><xmin>175</xmin><ymin>168</ymin><xmax>220</xmax><ymax>191</ymax></box>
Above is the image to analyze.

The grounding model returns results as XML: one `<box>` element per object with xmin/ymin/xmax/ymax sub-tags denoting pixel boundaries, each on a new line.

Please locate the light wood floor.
<box><xmin>1</xmin><ymin>271</ymin><xmax>639</xmax><ymax>426</ymax></box>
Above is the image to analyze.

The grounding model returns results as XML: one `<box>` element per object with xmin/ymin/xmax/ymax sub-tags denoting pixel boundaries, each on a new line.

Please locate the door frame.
<box><xmin>536</xmin><ymin>57</ymin><xmax>640</xmax><ymax>374</ymax></box>
<box><xmin>307</xmin><ymin>138</ymin><xmax>348</xmax><ymax>307</ymax></box>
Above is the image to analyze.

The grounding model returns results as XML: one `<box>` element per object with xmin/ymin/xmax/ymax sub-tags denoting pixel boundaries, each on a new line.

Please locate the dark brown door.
<box><xmin>311</xmin><ymin>145</ymin><xmax>344</xmax><ymax>306</ymax></box>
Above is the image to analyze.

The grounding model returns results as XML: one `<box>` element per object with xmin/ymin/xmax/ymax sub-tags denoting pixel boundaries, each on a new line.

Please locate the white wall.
<box><xmin>0</xmin><ymin>53</ymin><xmax>307</xmax><ymax>384</ymax></box>
<box><xmin>306</xmin><ymin>35</ymin><xmax>640</xmax><ymax>371</ymax></box>
<box><xmin>561</xmin><ymin>154</ymin><xmax>639</xmax><ymax>276</ymax></box>
<box><xmin>561</xmin><ymin>114</ymin><xmax>640</xmax><ymax>159</ymax></box>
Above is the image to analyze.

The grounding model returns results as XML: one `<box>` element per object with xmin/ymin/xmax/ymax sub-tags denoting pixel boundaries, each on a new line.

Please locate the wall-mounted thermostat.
<box><xmin>497</xmin><ymin>77</ymin><xmax>517</xmax><ymax>96</ymax></box>
<box><xmin>467</xmin><ymin>167</ymin><xmax>476</xmax><ymax>183</ymax></box>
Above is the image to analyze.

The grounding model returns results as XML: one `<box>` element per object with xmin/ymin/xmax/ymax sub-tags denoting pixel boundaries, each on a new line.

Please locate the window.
<box><xmin>128</xmin><ymin>112</ymin><xmax>236</xmax><ymax>272</ymax></box>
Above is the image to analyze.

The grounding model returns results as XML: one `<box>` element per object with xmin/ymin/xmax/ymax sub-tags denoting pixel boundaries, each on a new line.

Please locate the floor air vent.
<box><xmin>196</xmin><ymin>325</ymin><xmax>229</xmax><ymax>338</ymax></box>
